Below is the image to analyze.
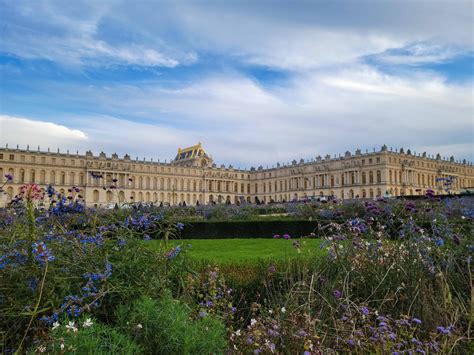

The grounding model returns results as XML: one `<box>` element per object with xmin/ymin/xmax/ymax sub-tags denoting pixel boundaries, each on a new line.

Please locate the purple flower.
<box><xmin>437</xmin><ymin>325</ymin><xmax>453</xmax><ymax>334</ymax></box>
<box><xmin>360</xmin><ymin>306</ymin><xmax>369</xmax><ymax>315</ymax></box>
<box><xmin>283</xmin><ymin>233</ymin><xmax>291</xmax><ymax>240</ymax></box>
<box><xmin>4</xmin><ymin>173</ymin><xmax>13</xmax><ymax>181</ymax></box>
<box><xmin>347</xmin><ymin>339</ymin><xmax>355</xmax><ymax>347</ymax></box>
<box><xmin>273</xmin><ymin>234</ymin><xmax>281</xmax><ymax>239</ymax></box>
<box><xmin>333</xmin><ymin>290</ymin><xmax>342</xmax><ymax>299</ymax></box>
<box><xmin>143</xmin><ymin>234</ymin><xmax>151</xmax><ymax>241</ymax></box>
<box><xmin>268</xmin><ymin>264</ymin><xmax>277</xmax><ymax>273</ymax></box>
<box><xmin>411</xmin><ymin>318</ymin><xmax>422</xmax><ymax>325</ymax></box>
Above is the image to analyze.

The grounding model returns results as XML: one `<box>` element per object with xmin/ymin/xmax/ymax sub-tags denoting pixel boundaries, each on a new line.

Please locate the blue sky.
<box><xmin>0</xmin><ymin>0</ymin><xmax>473</xmax><ymax>166</ymax></box>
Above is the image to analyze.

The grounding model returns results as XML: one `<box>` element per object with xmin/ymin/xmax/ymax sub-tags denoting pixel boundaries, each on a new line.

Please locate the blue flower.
<box><xmin>32</xmin><ymin>242</ymin><xmax>55</xmax><ymax>265</ymax></box>
<box><xmin>176</xmin><ymin>222</ymin><xmax>185</xmax><ymax>230</ymax></box>
<box><xmin>167</xmin><ymin>246</ymin><xmax>181</xmax><ymax>260</ymax></box>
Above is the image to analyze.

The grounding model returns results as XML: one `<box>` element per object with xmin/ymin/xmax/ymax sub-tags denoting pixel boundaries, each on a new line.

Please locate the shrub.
<box><xmin>115</xmin><ymin>292</ymin><xmax>227</xmax><ymax>354</ymax></box>
<box><xmin>28</xmin><ymin>316</ymin><xmax>142</xmax><ymax>354</ymax></box>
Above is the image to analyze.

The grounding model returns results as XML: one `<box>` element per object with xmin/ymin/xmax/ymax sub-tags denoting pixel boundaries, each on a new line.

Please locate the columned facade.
<box><xmin>1</xmin><ymin>145</ymin><xmax>473</xmax><ymax>207</ymax></box>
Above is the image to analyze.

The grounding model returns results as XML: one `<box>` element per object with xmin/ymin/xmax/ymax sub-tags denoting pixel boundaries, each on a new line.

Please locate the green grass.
<box><xmin>147</xmin><ymin>238</ymin><xmax>325</xmax><ymax>264</ymax></box>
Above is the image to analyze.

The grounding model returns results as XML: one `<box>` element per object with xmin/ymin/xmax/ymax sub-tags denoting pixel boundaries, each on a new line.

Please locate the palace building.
<box><xmin>0</xmin><ymin>143</ymin><xmax>473</xmax><ymax>207</ymax></box>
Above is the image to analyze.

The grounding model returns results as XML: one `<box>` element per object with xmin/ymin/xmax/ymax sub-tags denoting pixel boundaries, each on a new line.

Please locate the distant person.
<box><xmin>182</xmin><ymin>201</ymin><xmax>187</xmax><ymax>207</ymax></box>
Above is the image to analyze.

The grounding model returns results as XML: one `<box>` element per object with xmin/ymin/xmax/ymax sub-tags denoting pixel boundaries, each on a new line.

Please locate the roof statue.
<box><xmin>172</xmin><ymin>142</ymin><xmax>213</xmax><ymax>167</ymax></box>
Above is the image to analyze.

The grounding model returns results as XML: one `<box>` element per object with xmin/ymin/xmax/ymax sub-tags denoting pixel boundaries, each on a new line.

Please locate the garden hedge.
<box><xmin>180</xmin><ymin>220</ymin><xmax>318</xmax><ymax>239</ymax></box>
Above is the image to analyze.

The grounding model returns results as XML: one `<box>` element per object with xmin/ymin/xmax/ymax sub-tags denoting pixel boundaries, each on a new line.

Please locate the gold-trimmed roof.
<box><xmin>174</xmin><ymin>142</ymin><xmax>209</xmax><ymax>161</ymax></box>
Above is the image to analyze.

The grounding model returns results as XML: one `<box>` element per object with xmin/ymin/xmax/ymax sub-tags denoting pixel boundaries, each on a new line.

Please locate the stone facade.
<box><xmin>1</xmin><ymin>144</ymin><xmax>473</xmax><ymax>207</ymax></box>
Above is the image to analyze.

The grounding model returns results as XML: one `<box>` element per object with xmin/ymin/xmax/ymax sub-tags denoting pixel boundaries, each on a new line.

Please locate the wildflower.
<box><xmin>143</xmin><ymin>234</ymin><xmax>151</xmax><ymax>241</ymax></box>
<box><xmin>199</xmin><ymin>311</ymin><xmax>207</xmax><ymax>318</ymax></box>
<box><xmin>436</xmin><ymin>326</ymin><xmax>453</xmax><ymax>334</ymax></box>
<box><xmin>411</xmin><ymin>318</ymin><xmax>422</xmax><ymax>325</ymax></box>
<box><xmin>176</xmin><ymin>222</ymin><xmax>185</xmax><ymax>230</ymax></box>
<box><xmin>251</xmin><ymin>318</ymin><xmax>257</xmax><ymax>326</ymax></box>
<box><xmin>435</xmin><ymin>239</ymin><xmax>444</xmax><ymax>247</ymax></box>
<box><xmin>32</xmin><ymin>242</ymin><xmax>55</xmax><ymax>265</ymax></box>
<box><xmin>360</xmin><ymin>306</ymin><xmax>369</xmax><ymax>316</ymax></box>
<box><xmin>281</xmin><ymin>307</ymin><xmax>286</xmax><ymax>313</ymax></box>
<box><xmin>4</xmin><ymin>173</ymin><xmax>13</xmax><ymax>181</ymax></box>
<box><xmin>268</xmin><ymin>264</ymin><xmax>277</xmax><ymax>273</ymax></box>
<box><xmin>283</xmin><ymin>233</ymin><xmax>291</xmax><ymax>240</ymax></box>
<box><xmin>136</xmin><ymin>324</ymin><xmax>143</xmax><ymax>329</ymax></box>
<box><xmin>333</xmin><ymin>290</ymin><xmax>342</xmax><ymax>299</ymax></box>
<box><xmin>65</xmin><ymin>321</ymin><xmax>78</xmax><ymax>333</ymax></box>
<box><xmin>347</xmin><ymin>339</ymin><xmax>355</xmax><ymax>347</ymax></box>
<box><xmin>167</xmin><ymin>246</ymin><xmax>181</xmax><ymax>260</ymax></box>
<box><xmin>37</xmin><ymin>345</ymin><xmax>47</xmax><ymax>353</ymax></box>
<box><xmin>19</xmin><ymin>183</ymin><xmax>43</xmax><ymax>200</ymax></box>
<box><xmin>273</xmin><ymin>234</ymin><xmax>281</xmax><ymax>239</ymax></box>
<box><xmin>235</xmin><ymin>329</ymin><xmax>241</xmax><ymax>336</ymax></box>
<box><xmin>83</xmin><ymin>318</ymin><xmax>93</xmax><ymax>328</ymax></box>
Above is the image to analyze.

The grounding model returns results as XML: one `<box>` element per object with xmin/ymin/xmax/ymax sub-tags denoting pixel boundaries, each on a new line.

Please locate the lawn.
<box><xmin>147</xmin><ymin>238</ymin><xmax>325</xmax><ymax>263</ymax></box>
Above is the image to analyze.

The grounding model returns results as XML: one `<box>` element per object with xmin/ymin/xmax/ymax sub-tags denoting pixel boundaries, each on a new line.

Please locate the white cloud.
<box><xmin>0</xmin><ymin>115</ymin><xmax>88</xmax><ymax>150</ymax></box>
<box><xmin>3</xmin><ymin>64</ymin><xmax>470</xmax><ymax>166</ymax></box>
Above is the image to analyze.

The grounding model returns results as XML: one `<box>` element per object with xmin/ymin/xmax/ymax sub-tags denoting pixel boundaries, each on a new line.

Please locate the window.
<box><xmin>9</xmin><ymin>154</ymin><xmax>14</xmax><ymax>161</ymax></box>
<box><xmin>0</xmin><ymin>153</ymin><xmax>3</xmax><ymax>160</ymax></box>
<box><xmin>376</xmin><ymin>157</ymin><xmax>380</xmax><ymax>163</ymax></box>
<box><xmin>369</xmin><ymin>158</ymin><xmax>373</xmax><ymax>164</ymax></box>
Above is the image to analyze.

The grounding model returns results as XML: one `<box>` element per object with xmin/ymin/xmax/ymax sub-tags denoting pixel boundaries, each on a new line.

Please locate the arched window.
<box><xmin>20</xmin><ymin>169</ymin><xmax>25</xmax><ymax>183</ymax></box>
<box><xmin>362</xmin><ymin>172</ymin><xmax>366</xmax><ymax>184</ymax></box>
<box><xmin>30</xmin><ymin>170</ymin><xmax>36</xmax><ymax>183</ymax></box>
<box><xmin>106</xmin><ymin>190</ymin><xmax>113</xmax><ymax>202</ymax></box>
<box><xmin>369</xmin><ymin>189</ymin><xmax>374</xmax><ymax>198</ymax></box>
<box><xmin>330</xmin><ymin>175</ymin><xmax>334</xmax><ymax>187</ymax></box>
<box><xmin>369</xmin><ymin>171</ymin><xmax>374</xmax><ymax>184</ymax></box>
<box><xmin>362</xmin><ymin>189</ymin><xmax>366</xmax><ymax>198</ymax></box>
<box><xmin>377</xmin><ymin>170</ymin><xmax>381</xmax><ymax>183</ymax></box>
<box><xmin>60</xmin><ymin>172</ymin><xmax>66</xmax><ymax>185</ymax></box>
<box><xmin>93</xmin><ymin>189</ymin><xmax>100</xmax><ymax>202</ymax></box>
<box><xmin>50</xmin><ymin>171</ymin><xmax>56</xmax><ymax>185</ymax></box>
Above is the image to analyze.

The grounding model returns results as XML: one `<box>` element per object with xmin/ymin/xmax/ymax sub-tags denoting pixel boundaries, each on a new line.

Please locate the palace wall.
<box><xmin>1</xmin><ymin>146</ymin><xmax>473</xmax><ymax>207</ymax></box>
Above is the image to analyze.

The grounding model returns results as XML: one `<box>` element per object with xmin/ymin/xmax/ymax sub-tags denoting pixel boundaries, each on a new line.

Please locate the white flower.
<box><xmin>83</xmin><ymin>318</ymin><xmax>93</xmax><ymax>328</ymax></box>
<box><xmin>461</xmin><ymin>216</ymin><xmax>466</xmax><ymax>220</ymax></box>
<box><xmin>136</xmin><ymin>323</ymin><xmax>143</xmax><ymax>329</ymax></box>
<box><xmin>268</xmin><ymin>309</ymin><xmax>273</xmax><ymax>314</ymax></box>
<box><xmin>65</xmin><ymin>321</ymin><xmax>78</xmax><ymax>333</ymax></box>
<box><xmin>235</xmin><ymin>329</ymin><xmax>241</xmax><ymax>336</ymax></box>
<box><xmin>52</xmin><ymin>321</ymin><xmax>60</xmax><ymax>330</ymax></box>
<box><xmin>281</xmin><ymin>307</ymin><xmax>286</xmax><ymax>313</ymax></box>
<box><xmin>60</xmin><ymin>343</ymin><xmax>65</xmax><ymax>350</ymax></box>
<box><xmin>250</xmin><ymin>318</ymin><xmax>257</xmax><ymax>326</ymax></box>
<box><xmin>37</xmin><ymin>345</ymin><xmax>46</xmax><ymax>353</ymax></box>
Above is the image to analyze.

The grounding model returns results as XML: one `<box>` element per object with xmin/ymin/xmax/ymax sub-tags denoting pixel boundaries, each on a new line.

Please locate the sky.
<box><xmin>0</xmin><ymin>0</ymin><xmax>473</xmax><ymax>168</ymax></box>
